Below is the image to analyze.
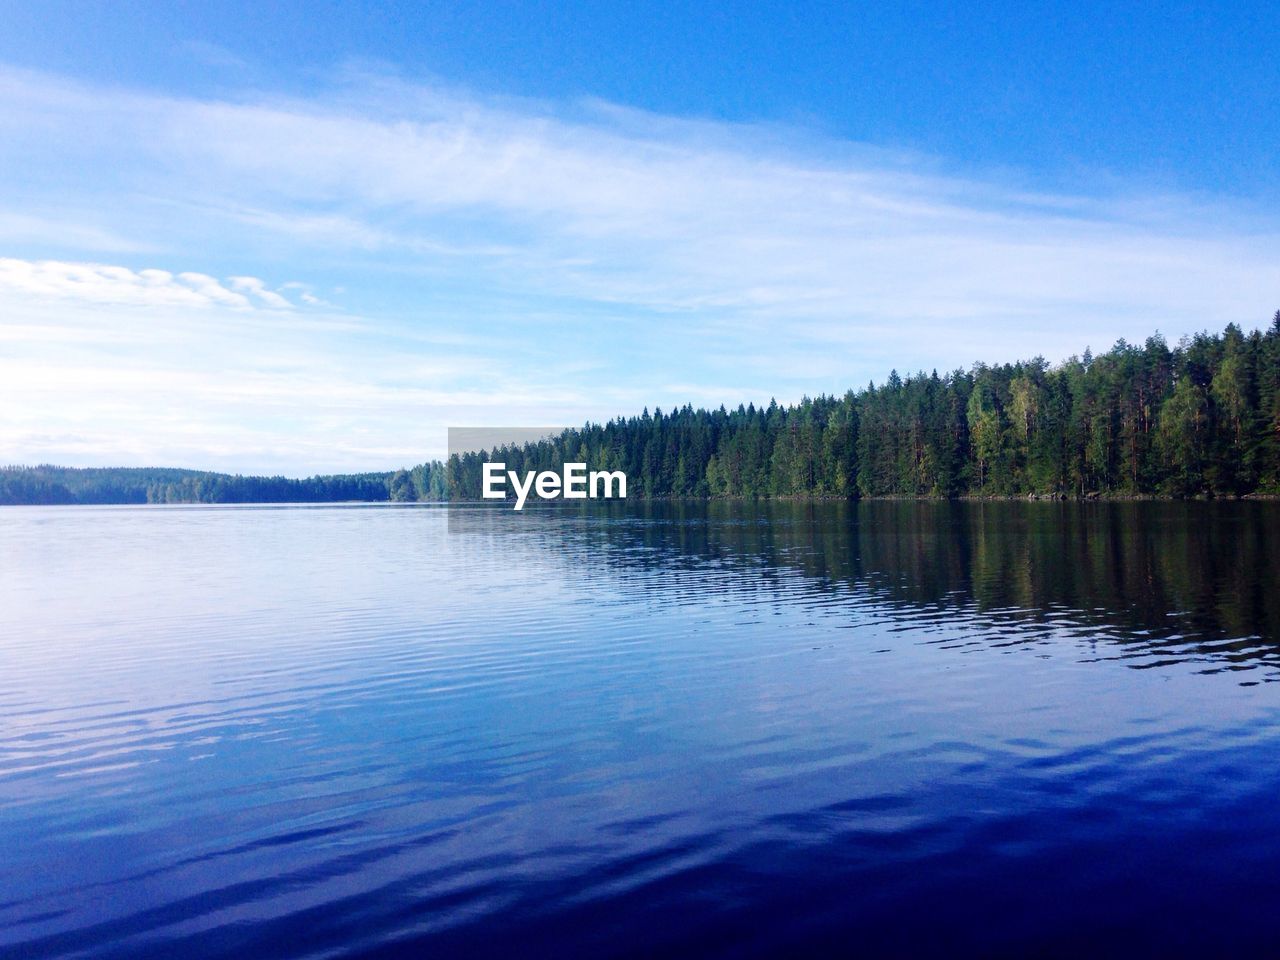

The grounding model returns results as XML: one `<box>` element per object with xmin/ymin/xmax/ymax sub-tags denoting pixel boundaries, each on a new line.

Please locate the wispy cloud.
<box><xmin>151</xmin><ymin>74</ymin><xmax>1280</xmax><ymax>339</ymax></box>
<box><xmin>0</xmin><ymin>212</ymin><xmax>153</xmax><ymax>253</ymax></box>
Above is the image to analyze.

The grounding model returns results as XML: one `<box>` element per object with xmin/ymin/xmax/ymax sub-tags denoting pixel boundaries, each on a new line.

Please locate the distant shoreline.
<box><xmin>6</xmin><ymin>490</ymin><xmax>1278</xmax><ymax>507</ymax></box>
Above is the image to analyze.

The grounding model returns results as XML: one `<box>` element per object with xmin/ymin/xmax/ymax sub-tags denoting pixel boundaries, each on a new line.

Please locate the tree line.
<box><xmin>3</xmin><ymin>317</ymin><xmax>1278</xmax><ymax>505</ymax></box>
<box><xmin>449</xmin><ymin>317</ymin><xmax>1280</xmax><ymax>501</ymax></box>
<box><xmin>0</xmin><ymin>466</ymin><xmax>397</xmax><ymax>505</ymax></box>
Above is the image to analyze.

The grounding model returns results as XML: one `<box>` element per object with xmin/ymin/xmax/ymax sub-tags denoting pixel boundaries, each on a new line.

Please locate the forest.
<box><xmin>447</xmin><ymin>317</ymin><xmax>1280</xmax><ymax>501</ymax></box>
<box><xmin>4</xmin><ymin>318</ymin><xmax>1279</xmax><ymax>505</ymax></box>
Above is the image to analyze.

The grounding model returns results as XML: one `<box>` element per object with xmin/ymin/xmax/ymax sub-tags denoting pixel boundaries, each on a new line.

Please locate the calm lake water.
<box><xmin>3</xmin><ymin>501</ymin><xmax>1280</xmax><ymax>957</ymax></box>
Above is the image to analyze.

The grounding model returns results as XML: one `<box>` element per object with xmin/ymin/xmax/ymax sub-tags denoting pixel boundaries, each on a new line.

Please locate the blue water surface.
<box><xmin>2</xmin><ymin>501</ymin><xmax>1279</xmax><ymax>958</ymax></box>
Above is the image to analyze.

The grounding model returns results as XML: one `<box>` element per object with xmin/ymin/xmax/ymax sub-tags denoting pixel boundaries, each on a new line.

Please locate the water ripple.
<box><xmin>2</xmin><ymin>501</ymin><xmax>1280</xmax><ymax>957</ymax></box>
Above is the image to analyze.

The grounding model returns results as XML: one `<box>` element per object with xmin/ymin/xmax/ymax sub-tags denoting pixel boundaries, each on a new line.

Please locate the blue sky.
<box><xmin>2</xmin><ymin>2</ymin><xmax>1279</xmax><ymax>474</ymax></box>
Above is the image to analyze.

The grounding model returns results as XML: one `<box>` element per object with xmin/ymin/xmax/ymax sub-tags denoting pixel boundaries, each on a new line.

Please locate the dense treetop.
<box><xmin>5</xmin><ymin>317</ymin><xmax>1279</xmax><ymax>506</ymax></box>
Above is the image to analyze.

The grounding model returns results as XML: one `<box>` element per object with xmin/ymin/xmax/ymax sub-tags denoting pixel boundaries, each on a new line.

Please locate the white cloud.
<box><xmin>0</xmin><ymin>258</ymin><xmax>297</xmax><ymax>311</ymax></box>
<box><xmin>228</xmin><ymin>275</ymin><xmax>292</xmax><ymax>309</ymax></box>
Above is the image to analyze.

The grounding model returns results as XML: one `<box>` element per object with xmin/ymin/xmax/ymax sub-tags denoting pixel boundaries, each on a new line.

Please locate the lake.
<box><xmin>3</xmin><ymin>501</ymin><xmax>1279</xmax><ymax>957</ymax></box>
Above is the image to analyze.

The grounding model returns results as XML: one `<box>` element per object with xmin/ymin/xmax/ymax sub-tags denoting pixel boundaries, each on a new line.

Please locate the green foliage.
<box><xmin>441</xmin><ymin>317</ymin><xmax>1280</xmax><ymax>501</ymax></box>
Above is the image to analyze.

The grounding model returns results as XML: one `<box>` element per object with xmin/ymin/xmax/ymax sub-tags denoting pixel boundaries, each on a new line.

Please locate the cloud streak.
<box><xmin>156</xmin><ymin>76</ymin><xmax>1280</xmax><ymax>338</ymax></box>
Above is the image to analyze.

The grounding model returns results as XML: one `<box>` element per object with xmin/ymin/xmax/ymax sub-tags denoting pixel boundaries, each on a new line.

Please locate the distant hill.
<box><xmin>0</xmin><ymin>465</ymin><xmax>407</xmax><ymax>505</ymax></box>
